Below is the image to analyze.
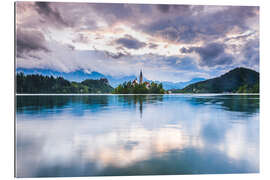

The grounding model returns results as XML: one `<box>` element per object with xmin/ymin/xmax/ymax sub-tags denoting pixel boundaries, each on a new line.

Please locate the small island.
<box><xmin>113</xmin><ymin>70</ymin><xmax>166</xmax><ymax>94</ymax></box>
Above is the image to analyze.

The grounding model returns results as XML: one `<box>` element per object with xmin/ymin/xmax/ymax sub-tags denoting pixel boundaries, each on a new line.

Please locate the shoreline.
<box><xmin>16</xmin><ymin>93</ymin><xmax>260</xmax><ymax>96</ymax></box>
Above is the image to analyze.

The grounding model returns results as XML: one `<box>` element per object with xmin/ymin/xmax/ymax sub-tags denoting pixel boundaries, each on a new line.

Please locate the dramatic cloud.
<box><xmin>72</xmin><ymin>34</ymin><xmax>90</xmax><ymax>44</ymax></box>
<box><xmin>16</xmin><ymin>28</ymin><xmax>49</xmax><ymax>58</ymax></box>
<box><xmin>148</xmin><ymin>43</ymin><xmax>158</xmax><ymax>49</ymax></box>
<box><xmin>104</xmin><ymin>51</ymin><xmax>129</xmax><ymax>59</ymax></box>
<box><xmin>156</xmin><ymin>4</ymin><xmax>171</xmax><ymax>13</ymax></box>
<box><xmin>241</xmin><ymin>39</ymin><xmax>259</xmax><ymax>69</ymax></box>
<box><xmin>181</xmin><ymin>43</ymin><xmax>234</xmax><ymax>67</ymax></box>
<box><xmin>140</xmin><ymin>6</ymin><xmax>259</xmax><ymax>43</ymax></box>
<box><xmin>115</xmin><ymin>36</ymin><xmax>147</xmax><ymax>49</ymax></box>
<box><xmin>90</xmin><ymin>3</ymin><xmax>133</xmax><ymax>21</ymax></box>
<box><xmin>15</xmin><ymin>2</ymin><xmax>259</xmax><ymax>82</ymax></box>
<box><xmin>34</xmin><ymin>2</ymin><xmax>70</xmax><ymax>27</ymax></box>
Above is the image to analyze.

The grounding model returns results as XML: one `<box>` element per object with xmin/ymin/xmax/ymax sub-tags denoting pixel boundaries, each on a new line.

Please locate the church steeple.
<box><xmin>139</xmin><ymin>69</ymin><xmax>143</xmax><ymax>84</ymax></box>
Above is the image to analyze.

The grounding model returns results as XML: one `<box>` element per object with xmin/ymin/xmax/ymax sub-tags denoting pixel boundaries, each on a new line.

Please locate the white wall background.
<box><xmin>0</xmin><ymin>0</ymin><xmax>269</xmax><ymax>180</ymax></box>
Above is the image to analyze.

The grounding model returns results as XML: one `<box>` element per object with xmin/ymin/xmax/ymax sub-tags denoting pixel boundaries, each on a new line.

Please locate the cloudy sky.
<box><xmin>16</xmin><ymin>2</ymin><xmax>259</xmax><ymax>82</ymax></box>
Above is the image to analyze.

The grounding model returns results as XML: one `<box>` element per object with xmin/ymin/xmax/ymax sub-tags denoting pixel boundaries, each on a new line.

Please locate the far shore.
<box><xmin>16</xmin><ymin>93</ymin><xmax>260</xmax><ymax>96</ymax></box>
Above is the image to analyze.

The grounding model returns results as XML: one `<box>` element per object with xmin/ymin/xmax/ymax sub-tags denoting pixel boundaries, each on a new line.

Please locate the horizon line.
<box><xmin>16</xmin><ymin>93</ymin><xmax>259</xmax><ymax>96</ymax></box>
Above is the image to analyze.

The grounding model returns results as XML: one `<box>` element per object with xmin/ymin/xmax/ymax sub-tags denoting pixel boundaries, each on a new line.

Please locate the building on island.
<box><xmin>132</xmin><ymin>70</ymin><xmax>150</xmax><ymax>89</ymax></box>
<box><xmin>144</xmin><ymin>81</ymin><xmax>150</xmax><ymax>89</ymax></box>
<box><xmin>132</xmin><ymin>78</ymin><xmax>138</xmax><ymax>86</ymax></box>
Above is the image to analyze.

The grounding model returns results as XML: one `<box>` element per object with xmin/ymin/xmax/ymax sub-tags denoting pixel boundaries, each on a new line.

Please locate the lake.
<box><xmin>15</xmin><ymin>94</ymin><xmax>259</xmax><ymax>177</ymax></box>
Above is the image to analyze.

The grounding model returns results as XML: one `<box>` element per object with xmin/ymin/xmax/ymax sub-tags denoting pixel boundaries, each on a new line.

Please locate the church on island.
<box><xmin>113</xmin><ymin>69</ymin><xmax>166</xmax><ymax>94</ymax></box>
<box><xmin>132</xmin><ymin>70</ymin><xmax>150</xmax><ymax>89</ymax></box>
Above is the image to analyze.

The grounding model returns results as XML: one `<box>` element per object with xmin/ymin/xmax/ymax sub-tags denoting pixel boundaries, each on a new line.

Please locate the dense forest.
<box><xmin>16</xmin><ymin>73</ymin><xmax>114</xmax><ymax>93</ymax></box>
<box><xmin>113</xmin><ymin>81</ymin><xmax>166</xmax><ymax>94</ymax></box>
<box><xmin>172</xmin><ymin>67</ymin><xmax>259</xmax><ymax>93</ymax></box>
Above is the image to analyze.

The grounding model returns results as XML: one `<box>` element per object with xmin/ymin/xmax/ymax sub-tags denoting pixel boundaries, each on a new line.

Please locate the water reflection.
<box><xmin>187</xmin><ymin>95</ymin><xmax>259</xmax><ymax>114</ymax></box>
<box><xmin>117</xmin><ymin>95</ymin><xmax>163</xmax><ymax>119</ymax></box>
<box><xmin>17</xmin><ymin>95</ymin><xmax>110</xmax><ymax>113</ymax></box>
<box><xmin>16</xmin><ymin>95</ymin><xmax>259</xmax><ymax>177</ymax></box>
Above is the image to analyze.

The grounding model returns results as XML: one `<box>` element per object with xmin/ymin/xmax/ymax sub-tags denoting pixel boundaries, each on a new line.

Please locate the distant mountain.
<box><xmin>16</xmin><ymin>68</ymin><xmax>106</xmax><ymax>82</ymax></box>
<box><xmin>172</xmin><ymin>67</ymin><xmax>259</xmax><ymax>93</ymax></box>
<box><xmin>107</xmin><ymin>75</ymin><xmax>137</xmax><ymax>87</ymax></box>
<box><xmin>157</xmin><ymin>78</ymin><xmax>206</xmax><ymax>90</ymax></box>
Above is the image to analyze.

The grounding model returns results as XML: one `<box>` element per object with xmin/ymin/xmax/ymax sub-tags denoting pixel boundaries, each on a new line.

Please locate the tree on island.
<box><xmin>113</xmin><ymin>81</ymin><xmax>166</xmax><ymax>94</ymax></box>
<box><xmin>113</xmin><ymin>70</ymin><xmax>166</xmax><ymax>94</ymax></box>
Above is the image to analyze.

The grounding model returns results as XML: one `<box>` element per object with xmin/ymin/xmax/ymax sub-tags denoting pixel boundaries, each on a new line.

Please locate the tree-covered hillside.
<box><xmin>16</xmin><ymin>73</ymin><xmax>114</xmax><ymax>94</ymax></box>
<box><xmin>173</xmin><ymin>67</ymin><xmax>259</xmax><ymax>93</ymax></box>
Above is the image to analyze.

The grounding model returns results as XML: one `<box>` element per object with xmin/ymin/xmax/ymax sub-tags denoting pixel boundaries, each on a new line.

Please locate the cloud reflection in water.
<box><xmin>16</xmin><ymin>95</ymin><xmax>259</xmax><ymax>177</ymax></box>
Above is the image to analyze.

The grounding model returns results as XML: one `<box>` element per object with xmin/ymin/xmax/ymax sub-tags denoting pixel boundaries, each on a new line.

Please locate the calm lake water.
<box><xmin>16</xmin><ymin>94</ymin><xmax>259</xmax><ymax>177</ymax></box>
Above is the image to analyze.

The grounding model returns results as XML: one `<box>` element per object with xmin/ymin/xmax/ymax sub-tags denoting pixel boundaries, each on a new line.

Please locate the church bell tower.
<box><xmin>139</xmin><ymin>69</ymin><xmax>143</xmax><ymax>84</ymax></box>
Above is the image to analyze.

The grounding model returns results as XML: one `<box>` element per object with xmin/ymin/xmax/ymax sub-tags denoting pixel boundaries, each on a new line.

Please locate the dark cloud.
<box><xmin>165</xmin><ymin>56</ymin><xmax>198</xmax><ymax>71</ymax></box>
<box><xmin>198</xmin><ymin>6</ymin><xmax>258</xmax><ymax>36</ymax></box>
<box><xmin>242</xmin><ymin>39</ymin><xmax>259</xmax><ymax>66</ymax></box>
<box><xmin>157</xmin><ymin>5</ymin><xmax>171</xmax><ymax>13</ymax></box>
<box><xmin>28</xmin><ymin>54</ymin><xmax>42</xmax><ymax>60</ymax></box>
<box><xmin>90</xmin><ymin>3</ymin><xmax>133</xmax><ymax>24</ymax></box>
<box><xmin>141</xmin><ymin>17</ymin><xmax>198</xmax><ymax>43</ymax></box>
<box><xmin>16</xmin><ymin>28</ymin><xmax>50</xmax><ymax>58</ymax></box>
<box><xmin>180</xmin><ymin>47</ymin><xmax>192</xmax><ymax>54</ymax></box>
<box><xmin>148</xmin><ymin>43</ymin><xmax>158</xmax><ymax>49</ymax></box>
<box><xmin>156</xmin><ymin>4</ymin><xmax>192</xmax><ymax>14</ymax></box>
<box><xmin>137</xmin><ymin>4</ymin><xmax>153</xmax><ymax>14</ymax></box>
<box><xmin>211</xmin><ymin>54</ymin><xmax>234</xmax><ymax>67</ymax></box>
<box><xmin>194</xmin><ymin>43</ymin><xmax>225</xmax><ymax>62</ymax></box>
<box><xmin>181</xmin><ymin>43</ymin><xmax>234</xmax><ymax>67</ymax></box>
<box><xmin>66</xmin><ymin>44</ymin><xmax>75</xmax><ymax>51</ymax></box>
<box><xmin>34</xmin><ymin>2</ymin><xmax>70</xmax><ymax>27</ymax></box>
<box><xmin>72</xmin><ymin>34</ymin><xmax>90</xmax><ymax>44</ymax></box>
<box><xmin>104</xmin><ymin>51</ymin><xmax>129</xmax><ymax>59</ymax></box>
<box><xmin>140</xmin><ymin>6</ymin><xmax>258</xmax><ymax>43</ymax></box>
<box><xmin>115</xmin><ymin>36</ymin><xmax>146</xmax><ymax>49</ymax></box>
